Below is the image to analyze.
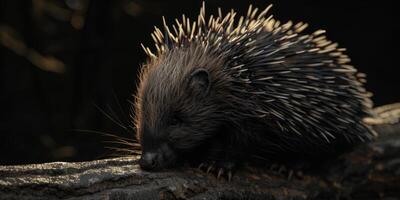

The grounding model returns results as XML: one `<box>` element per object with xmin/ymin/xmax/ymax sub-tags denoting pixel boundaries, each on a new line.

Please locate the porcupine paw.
<box><xmin>267</xmin><ymin>163</ymin><xmax>303</xmax><ymax>180</ymax></box>
<box><xmin>198</xmin><ymin>160</ymin><xmax>236</xmax><ymax>181</ymax></box>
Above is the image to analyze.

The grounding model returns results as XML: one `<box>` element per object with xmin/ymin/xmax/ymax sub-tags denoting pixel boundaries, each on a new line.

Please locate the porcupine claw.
<box><xmin>198</xmin><ymin>163</ymin><xmax>205</xmax><ymax>169</ymax></box>
<box><xmin>217</xmin><ymin>168</ymin><xmax>224</xmax><ymax>180</ymax></box>
<box><xmin>227</xmin><ymin>171</ymin><xmax>233</xmax><ymax>182</ymax></box>
<box><xmin>287</xmin><ymin>169</ymin><xmax>294</xmax><ymax>180</ymax></box>
<box><xmin>206</xmin><ymin>164</ymin><xmax>214</xmax><ymax>174</ymax></box>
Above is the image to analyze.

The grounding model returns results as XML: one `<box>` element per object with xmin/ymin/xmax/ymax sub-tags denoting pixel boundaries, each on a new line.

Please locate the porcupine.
<box><xmin>133</xmin><ymin>2</ymin><xmax>378</xmax><ymax>179</ymax></box>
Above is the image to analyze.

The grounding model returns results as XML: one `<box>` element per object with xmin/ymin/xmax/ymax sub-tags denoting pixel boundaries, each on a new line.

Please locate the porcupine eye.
<box><xmin>169</xmin><ymin>115</ymin><xmax>182</xmax><ymax>126</ymax></box>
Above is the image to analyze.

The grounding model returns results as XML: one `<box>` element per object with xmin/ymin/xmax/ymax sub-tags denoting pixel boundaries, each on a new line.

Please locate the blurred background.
<box><xmin>0</xmin><ymin>0</ymin><xmax>398</xmax><ymax>165</ymax></box>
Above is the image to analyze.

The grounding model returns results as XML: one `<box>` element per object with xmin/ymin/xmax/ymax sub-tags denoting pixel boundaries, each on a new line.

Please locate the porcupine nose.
<box><xmin>139</xmin><ymin>152</ymin><xmax>158</xmax><ymax>170</ymax></box>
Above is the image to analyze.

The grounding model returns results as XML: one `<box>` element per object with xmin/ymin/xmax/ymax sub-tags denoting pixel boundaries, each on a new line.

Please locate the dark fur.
<box><xmin>134</xmin><ymin>3</ymin><xmax>375</xmax><ymax>170</ymax></box>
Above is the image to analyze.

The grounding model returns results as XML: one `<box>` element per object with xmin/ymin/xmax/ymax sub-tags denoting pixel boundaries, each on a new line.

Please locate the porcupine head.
<box><xmin>134</xmin><ymin>3</ymin><xmax>376</xmax><ymax>171</ymax></box>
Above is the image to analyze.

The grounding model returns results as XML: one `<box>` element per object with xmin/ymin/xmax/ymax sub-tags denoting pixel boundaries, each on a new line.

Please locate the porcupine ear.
<box><xmin>189</xmin><ymin>68</ymin><xmax>210</xmax><ymax>96</ymax></box>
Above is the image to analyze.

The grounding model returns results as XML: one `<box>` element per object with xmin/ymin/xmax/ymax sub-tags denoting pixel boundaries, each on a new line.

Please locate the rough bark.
<box><xmin>1</xmin><ymin>122</ymin><xmax>399</xmax><ymax>200</ymax></box>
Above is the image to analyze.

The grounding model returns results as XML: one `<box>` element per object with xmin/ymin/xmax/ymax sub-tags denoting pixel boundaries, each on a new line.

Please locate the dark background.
<box><xmin>0</xmin><ymin>0</ymin><xmax>398</xmax><ymax>165</ymax></box>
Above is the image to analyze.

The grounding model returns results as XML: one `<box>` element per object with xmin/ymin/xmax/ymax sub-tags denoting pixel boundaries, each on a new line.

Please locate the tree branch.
<box><xmin>1</xmin><ymin>123</ymin><xmax>399</xmax><ymax>200</ymax></box>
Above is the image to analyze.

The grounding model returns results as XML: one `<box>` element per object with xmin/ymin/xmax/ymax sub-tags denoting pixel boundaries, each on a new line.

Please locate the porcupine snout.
<box><xmin>139</xmin><ymin>152</ymin><xmax>158</xmax><ymax>170</ymax></box>
<box><xmin>139</xmin><ymin>142</ymin><xmax>178</xmax><ymax>171</ymax></box>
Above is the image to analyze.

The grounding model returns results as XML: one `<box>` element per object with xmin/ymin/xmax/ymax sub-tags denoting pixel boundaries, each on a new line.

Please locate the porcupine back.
<box><xmin>140</xmin><ymin>3</ymin><xmax>376</xmax><ymax>161</ymax></box>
